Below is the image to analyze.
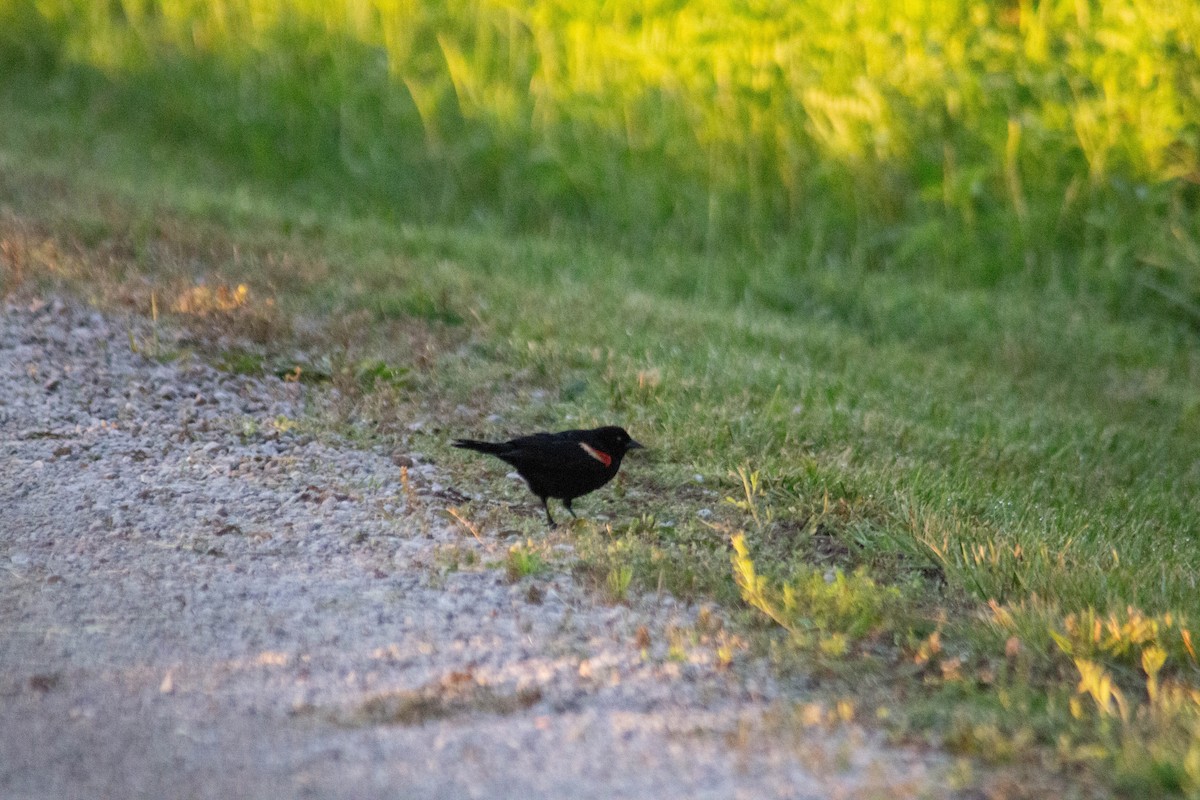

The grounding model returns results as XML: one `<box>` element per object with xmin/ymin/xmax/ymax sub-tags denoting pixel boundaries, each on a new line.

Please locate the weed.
<box><xmin>504</xmin><ymin>540</ymin><xmax>547</xmax><ymax>583</ymax></box>
<box><xmin>725</xmin><ymin>466</ymin><xmax>771</xmax><ymax>530</ymax></box>
<box><xmin>354</xmin><ymin>359</ymin><xmax>412</xmax><ymax>391</ymax></box>
<box><xmin>730</xmin><ymin>533</ymin><xmax>902</xmax><ymax>652</ymax></box>
<box><xmin>604</xmin><ymin>565</ymin><xmax>633</xmax><ymax>604</ymax></box>
<box><xmin>434</xmin><ymin>543</ymin><xmax>478</xmax><ymax>573</ymax></box>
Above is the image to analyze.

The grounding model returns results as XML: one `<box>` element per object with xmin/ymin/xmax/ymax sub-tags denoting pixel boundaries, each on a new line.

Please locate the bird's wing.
<box><xmin>502</xmin><ymin>432</ymin><xmax>598</xmax><ymax>470</ymax></box>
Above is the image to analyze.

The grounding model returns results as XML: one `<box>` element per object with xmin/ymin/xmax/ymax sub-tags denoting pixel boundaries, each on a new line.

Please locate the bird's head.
<box><xmin>594</xmin><ymin>426</ymin><xmax>644</xmax><ymax>456</ymax></box>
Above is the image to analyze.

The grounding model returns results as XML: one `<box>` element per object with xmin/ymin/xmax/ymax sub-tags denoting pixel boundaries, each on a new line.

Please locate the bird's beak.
<box><xmin>627</xmin><ymin>439</ymin><xmax>644</xmax><ymax>450</ymax></box>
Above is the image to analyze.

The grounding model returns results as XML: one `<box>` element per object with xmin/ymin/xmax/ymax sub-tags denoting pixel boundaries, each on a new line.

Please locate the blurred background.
<box><xmin>3</xmin><ymin>0</ymin><xmax>1197</xmax><ymax>322</ymax></box>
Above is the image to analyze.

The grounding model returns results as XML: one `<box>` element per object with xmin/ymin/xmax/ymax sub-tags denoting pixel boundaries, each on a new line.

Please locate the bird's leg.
<box><xmin>541</xmin><ymin>497</ymin><xmax>557</xmax><ymax>528</ymax></box>
<box><xmin>563</xmin><ymin>498</ymin><xmax>577</xmax><ymax>519</ymax></box>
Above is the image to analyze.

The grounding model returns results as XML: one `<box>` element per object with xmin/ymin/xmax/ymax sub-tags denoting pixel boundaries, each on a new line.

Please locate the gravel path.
<box><xmin>0</xmin><ymin>296</ymin><xmax>950</xmax><ymax>799</ymax></box>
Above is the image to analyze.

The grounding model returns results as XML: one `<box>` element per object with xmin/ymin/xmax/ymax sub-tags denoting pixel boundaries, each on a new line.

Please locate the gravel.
<box><xmin>0</xmin><ymin>296</ymin><xmax>951</xmax><ymax>799</ymax></box>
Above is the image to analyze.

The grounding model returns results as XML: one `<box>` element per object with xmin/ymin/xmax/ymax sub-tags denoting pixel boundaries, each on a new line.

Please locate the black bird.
<box><xmin>453</xmin><ymin>426</ymin><xmax>643</xmax><ymax>526</ymax></box>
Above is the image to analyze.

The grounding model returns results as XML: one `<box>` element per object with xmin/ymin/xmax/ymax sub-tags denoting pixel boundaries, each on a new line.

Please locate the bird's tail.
<box><xmin>452</xmin><ymin>438</ymin><xmax>508</xmax><ymax>455</ymax></box>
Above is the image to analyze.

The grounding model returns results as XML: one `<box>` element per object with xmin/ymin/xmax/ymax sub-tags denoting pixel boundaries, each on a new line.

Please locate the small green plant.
<box><xmin>619</xmin><ymin>513</ymin><xmax>658</xmax><ymax>537</ymax></box>
<box><xmin>605</xmin><ymin>564</ymin><xmax>633</xmax><ymax>603</ymax></box>
<box><xmin>1048</xmin><ymin>606</ymin><xmax>1198</xmax><ymax>669</ymax></box>
<box><xmin>435</xmin><ymin>543</ymin><xmax>478</xmax><ymax>573</ymax></box>
<box><xmin>218</xmin><ymin>349</ymin><xmax>265</xmax><ymax>375</ymax></box>
<box><xmin>355</xmin><ymin>359</ymin><xmax>412</xmax><ymax>391</ymax></box>
<box><xmin>504</xmin><ymin>540</ymin><xmax>547</xmax><ymax>583</ymax></box>
<box><xmin>1054</xmin><ymin>645</ymin><xmax>1200</xmax><ymax>796</ymax></box>
<box><xmin>730</xmin><ymin>533</ymin><xmax>900</xmax><ymax>651</ymax></box>
<box><xmin>725</xmin><ymin>466</ymin><xmax>772</xmax><ymax>529</ymax></box>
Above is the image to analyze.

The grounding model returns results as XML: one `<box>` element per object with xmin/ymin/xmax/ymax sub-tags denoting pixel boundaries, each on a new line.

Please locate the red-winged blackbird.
<box><xmin>452</xmin><ymin>426</ymin><xmax>643</xmax><ymax>526</ymax></box>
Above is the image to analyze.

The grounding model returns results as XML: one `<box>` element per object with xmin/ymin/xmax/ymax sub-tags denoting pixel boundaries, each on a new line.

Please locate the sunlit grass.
<box><xmin>5</xmin><ymin>0</ymin><xmax>1199</xmax><ymax>317</ymax></box>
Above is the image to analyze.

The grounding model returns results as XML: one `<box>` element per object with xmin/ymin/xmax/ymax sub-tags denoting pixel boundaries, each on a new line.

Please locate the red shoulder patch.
<box><xmin>579</xmin><ymin>442</ymin><xmax>613</xmax><ymax>467</ymax></box>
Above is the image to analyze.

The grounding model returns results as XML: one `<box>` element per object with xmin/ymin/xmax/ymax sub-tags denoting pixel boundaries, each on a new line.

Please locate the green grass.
<box><xmin>504</xmin><ymin>540</ymin><xmax>549</xmax><ymax>582</ymax></box>
<box><xmin>4</xmin><ymin>5</ymin><xmax>1200</xmax><ymax>794</ymax></box>
<box><xmin>4</xmin><ymin>0</ymin><xmax>1200</xmax><ymax>316</ymax></box>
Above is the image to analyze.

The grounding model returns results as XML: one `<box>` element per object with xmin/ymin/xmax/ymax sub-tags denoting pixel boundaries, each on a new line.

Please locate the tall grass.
<box><xmin>4</xmin><ymin>0</ymin><xmax>1200</xmax><ymax>313</ymax></box>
